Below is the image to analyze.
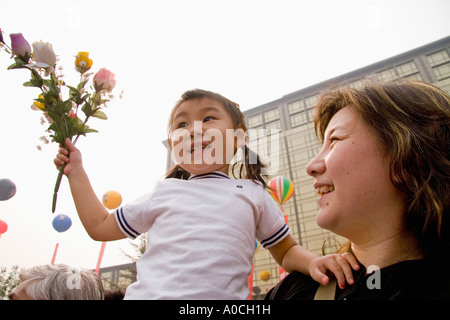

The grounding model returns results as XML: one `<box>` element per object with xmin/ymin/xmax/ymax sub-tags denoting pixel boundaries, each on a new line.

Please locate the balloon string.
<box><xmin>51</xmin><ymin>243</ymin><xmax>60</xmax><ymax>264</ymax></box>
<box><xmin>95</xmin><ymin>242</ymin><xmax>107</xmax><ymax>275</ymax></box>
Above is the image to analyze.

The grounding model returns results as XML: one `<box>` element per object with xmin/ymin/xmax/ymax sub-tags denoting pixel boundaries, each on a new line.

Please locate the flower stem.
<box><xmin>52</xmin><ymin>141</ymin><xmax>69</xmax><ymax>213</ymax></box>
<box><xmin>52</xmin><ymin>163</ymin><xmax>65</xmax><ymax>213</ymax></box>
<box><xmin>51</xmin><ymin>128</ymin><xmax>86</xmax><ymax>213</ymax></box>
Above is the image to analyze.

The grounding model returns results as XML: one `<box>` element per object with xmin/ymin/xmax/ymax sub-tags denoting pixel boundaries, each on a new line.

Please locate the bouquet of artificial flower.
<box><xmin>0</xmin><ymin>29</ymin><xmax>118</xmax><ymax>213</ymax></box>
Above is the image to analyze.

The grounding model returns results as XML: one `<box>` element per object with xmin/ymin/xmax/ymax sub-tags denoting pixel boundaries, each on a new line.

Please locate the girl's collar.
<box><xmin>188</xmin><ymin>171</ymin><xmax>230</xmax><ymax>180</ymax></box>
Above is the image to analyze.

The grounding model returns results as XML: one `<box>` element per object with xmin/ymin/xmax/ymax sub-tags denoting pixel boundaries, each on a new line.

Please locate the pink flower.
<box><xmin>10</xmin><ymin>33</ymin><xmax>31</xmax><ymax>59</ymax></box>
<box><xmin>93</xmin><ymin>68</ymin><xmax>116</xmax><ymax>92</ymax></box>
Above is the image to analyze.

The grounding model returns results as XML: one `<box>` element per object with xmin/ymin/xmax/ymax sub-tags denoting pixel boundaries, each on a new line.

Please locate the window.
<box><xmin>376</xmin><ymin>68</ymin><xmax>397</xmax><ymax>81</ymax></box>
<box><xmin>426</xmin><ymin>50</ymin><xmax>450</xmax><ymax>67</ymax></box>
<box><xmin>426</xmin><ymin>50</ymin><xmax>450</xmax><ymax>81</ymax></box>
<box><xmin>264</xmin><ymin>108</ymin><xmax>279</xmax><ymax>122</ymax></box>
<box><xmin>304</xmin><ymin>95</ymin><xmax>319</xmax><ymax>109</ymax></box>
<box><xmin>396</xmin><ymin>61</ymin><xmax>419</xmax><ymax>78</ymax></box>
<box><xmin>288</xmin><ymin>100</ymin><xmax>304</xmax><ymax>114</ymax></box>
<box><xmin>287</xmin><ymin>94</ymin><xmax>319</xmax><ymax>129</ymax></box>
<box><xmin>305</xmin><ymin>94</ymin><xmax>319</xmax><ymax>123</ymax></box>
<box><xmin>436</xmin><ymin>77</ymin><xmax>450</xmax><ymax>95</ymax></box>
<box><xmin>290</xmin><ymin>112</ymin><xmax>307</xmax><ymax>128</ymax></box>
<box><xmin>247</xmin><ymin>114</ymin><xmax>262</xmax><ymax>128</ymax></box>
<box><xmin>307</xmin><ymin>107</ymin><xmax>316</xmax><ymax>123</ymax></box>
<box><xmin>348</xmin><ymin>79</ymin><xmax>364</xmax><ymax>89</ymax></box>
<box><xmin>433</xmin><ymin>63</ymin><xmax>450</xmax><ymax>80</ymax></box>
<box><xmin>265</xmin><ymin>120</ymin><xmax>281</xmax><ymax>131</ymax></box>
<box><xmin>404</xmin><ymin>73</ymin><xmax>423</xmax><ymax>81</ymax></box>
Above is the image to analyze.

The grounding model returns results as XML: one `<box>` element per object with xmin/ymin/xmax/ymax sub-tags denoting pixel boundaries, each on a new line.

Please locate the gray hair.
<box><xmin>11</xmin><ymin>264</ymin><xmax>104</xmax><ymax>300</ymax></box>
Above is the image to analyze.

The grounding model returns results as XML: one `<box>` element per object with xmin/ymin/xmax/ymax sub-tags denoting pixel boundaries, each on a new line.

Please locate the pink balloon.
<box><xmin>0</xmin><ymin>220</ymin><xmax>8</xmax><ymax>235</ymax></box>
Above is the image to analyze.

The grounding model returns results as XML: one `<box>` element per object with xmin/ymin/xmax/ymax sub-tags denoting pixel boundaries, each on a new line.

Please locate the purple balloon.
<box><xmin>52</xmin><ymin>214</ymin><xmax>72</xmax><ymax>233</ymax></box>
<box><xmin>0</xmin><ymin>179</ymin><xmax>16</xmax><ymax>201</ymax></box>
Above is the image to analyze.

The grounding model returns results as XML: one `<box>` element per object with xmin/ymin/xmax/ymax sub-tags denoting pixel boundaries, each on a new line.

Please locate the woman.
<box><xmin>266</xmin><ymin>80</ymin><xmax>450</xmax><ymax>299</ymax></box>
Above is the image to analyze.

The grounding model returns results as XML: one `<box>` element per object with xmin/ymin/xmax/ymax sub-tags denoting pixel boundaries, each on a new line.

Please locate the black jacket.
<box><xmin>265</xmin><ymin>259</ymin><xmax>450</xmax><ymax>300</ymax></box>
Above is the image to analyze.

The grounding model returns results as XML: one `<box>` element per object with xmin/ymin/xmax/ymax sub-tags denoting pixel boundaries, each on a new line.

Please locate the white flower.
<box><xmin>28</xmin><ymin>41</ymin><xmax>57</xmax><ymax>74</ymax></box>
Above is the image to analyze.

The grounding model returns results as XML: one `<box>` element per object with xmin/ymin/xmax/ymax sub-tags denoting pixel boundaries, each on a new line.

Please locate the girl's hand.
<box><xmin>309</xmin><ymin>252</ymin><xmax>360</xmax><ymax>289</ymax></box>
<box><xmin>54</xmin><ymin>138</ymin><xmax>83</xmax><ymax>178</ymax></box>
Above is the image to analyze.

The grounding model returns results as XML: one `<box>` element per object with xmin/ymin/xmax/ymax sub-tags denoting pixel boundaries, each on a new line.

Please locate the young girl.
<box><xmin>54</xmin><ymin>89</ymin><xmax>358</xmax><ymax>299</ymax></box>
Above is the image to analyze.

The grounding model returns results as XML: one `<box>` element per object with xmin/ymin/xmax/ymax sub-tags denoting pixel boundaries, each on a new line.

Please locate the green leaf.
<box><xmin>30</xmin><ymin>69</ymin><xmax>43</xmax><ymax>81</ymax></box>
<box><xmin>66</xmin><ymin>85</ymin><xmax>78</xmax><ymax>93</ymax></box>
<box><xmin>81</xmin><ymin>101</ymin><xmax>94</xmax><ymax>117</ymax></box>
<box><xmin>50</xmin><ymin>130</ymin><xmax>65</xmax><ymax>145</ymax></box>
<box><xmin>7</xmin><ymin>57</ymin><xmax>26</xmax><ymax>70</ymax></box>
<box><xmin>53</xmin><ymin>100</ymin><xmax>72</xmax><ymax>115</ymax></box>
<box><xmin>80</xmin><ymin>94</ymin><xmax>90</xmax><ymax>104</ymax></box>
<box><xmin>67</xmin><ymin>85</ymin><xmax>80</xmax><ymax>100</ymax></box>
<box><xmin>23</xmin><ymin>79</ymin><xmax>44</xmax><ymax>87</ymax></box>
<box><xmin>77</xmin><ymin>80</ymin><xmax>89</xmax><ymax>91</ymax></box>
<box><xmin>43</xmin><ymin>79</ymin><xmax>60</xmax><ymax>96</ymax></box>
<box><xmin>7</xmin><ymin>62</ymin><xmax>18</xmax><ymax>70</ymax></box>
<box><xmin>93</xmin><ymin>110</ymin><xmax>108</xmax><ymax>120</ymax></box>
<box><xmin>40</xmin><ymin>94</ymin><xmax>59</xmax><ymax>110</ymax></box>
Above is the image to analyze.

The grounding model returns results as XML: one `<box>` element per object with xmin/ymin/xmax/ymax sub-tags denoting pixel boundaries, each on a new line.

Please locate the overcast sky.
<box><xmin>1</xmin><ymin>0</ymin><xmax>449</xmax><ymax>270</ymax></box>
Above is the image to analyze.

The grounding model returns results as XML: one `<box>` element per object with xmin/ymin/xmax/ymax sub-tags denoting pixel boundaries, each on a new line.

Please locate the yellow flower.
<box><xmin>75</xmin><ymin>51</ymin><xmax>93</xmax><ymax>73</ymax></box>
<box><xmin>33</xmin><ymin>94</ymin><xmax>45</xmax><ymax>110</ymax></box>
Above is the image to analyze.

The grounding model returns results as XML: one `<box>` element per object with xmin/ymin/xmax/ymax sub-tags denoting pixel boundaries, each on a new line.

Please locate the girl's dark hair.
<box><xmin>314</xmin><ymin>80</ymin><xmax>450</xmax><ymax>261</ymax></box>
<box><xmin>165</xmin><ymin>89</ymin><xmax>268</xmax><ymax>187</ymax></box>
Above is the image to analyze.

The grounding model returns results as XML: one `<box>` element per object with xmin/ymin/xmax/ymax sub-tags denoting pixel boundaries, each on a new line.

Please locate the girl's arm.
<box><xmin>54</xmin><ymin>138</ymin><xmax>125</xmax><ymax>241</ymax></box>
<box><xmin>268</xmin><ymin>235</ymin><xmax>359</xmax><ymax>288</ymax></box>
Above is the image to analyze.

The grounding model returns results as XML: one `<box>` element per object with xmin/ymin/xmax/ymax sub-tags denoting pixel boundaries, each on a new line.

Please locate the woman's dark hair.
<box><xmin>165</xmin><ymin>89</ymin><xmax>268</xmax><ymax>187</ymax></box>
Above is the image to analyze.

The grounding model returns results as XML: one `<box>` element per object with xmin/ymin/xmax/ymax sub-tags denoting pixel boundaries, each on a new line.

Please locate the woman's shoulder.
<box><xmin>390</xmin><ymin>258</ymin><xmax>450</xmax><ymax>299</ymax></box>
<box><xmin>265</xmin><ymin>271</ymin><xmax>319</xmax><ymax>300</ymax></box>
<box><xmin>337</xmin><ymin>258</ymin><xmax>450</xmax><ymax>300</ymax></box>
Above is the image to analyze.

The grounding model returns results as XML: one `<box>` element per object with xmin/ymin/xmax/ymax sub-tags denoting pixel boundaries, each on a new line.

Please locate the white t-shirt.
<box><xmin>114</xmin><ymin>171</ymin><xmax>289</xmax><ymax>299</ymax></box>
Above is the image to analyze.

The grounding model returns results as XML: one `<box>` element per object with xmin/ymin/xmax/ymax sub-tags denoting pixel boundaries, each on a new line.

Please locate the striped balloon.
<box><xmin>268</xmin><ymin>176</ymin><xmax>295</xmax><ymax>205</ymax></box>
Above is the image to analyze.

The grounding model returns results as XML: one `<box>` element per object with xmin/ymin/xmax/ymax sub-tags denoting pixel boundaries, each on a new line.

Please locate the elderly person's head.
<box><xmin>9</xmin><ymin>264</ymin><xmax>104</xmax><ymax>300</ymax></box>
<box><xmin>306</xmin><ymin>80</ymin><xmax>449</xmax><ymax>265</ymax></box>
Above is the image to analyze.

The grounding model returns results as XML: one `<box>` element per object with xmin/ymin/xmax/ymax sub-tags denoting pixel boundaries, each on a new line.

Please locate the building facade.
<box><xmin>99</xmin><ymin>262</ymin><xmax>136</xmax><ymax>291</ymax></box>
<box><xmin>247</xmin><ymin>36</ymin><xmax>450</xmax><ymax>298</ymax></box>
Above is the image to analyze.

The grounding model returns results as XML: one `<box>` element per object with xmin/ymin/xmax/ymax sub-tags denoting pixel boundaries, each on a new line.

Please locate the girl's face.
<box><xmin>306</xmin><ymin>107</ymin><xmax>406</xmax><ymax>243</ymax></box>
<box><xmin>169</xmin><ymin>97</ymin><xmax>242</xmax><ymax>175</ymax></box>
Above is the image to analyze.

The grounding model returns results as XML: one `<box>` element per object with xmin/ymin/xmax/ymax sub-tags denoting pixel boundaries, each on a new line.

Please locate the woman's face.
<box><xmin>306</xmin><ymin>107</ymin><xmax>406</xmax><ymax>243</ymax></box>
<box><xmin>169</xmin><ymin>97</ymin><xmax>242</xmax><ymax>175</ymax></box>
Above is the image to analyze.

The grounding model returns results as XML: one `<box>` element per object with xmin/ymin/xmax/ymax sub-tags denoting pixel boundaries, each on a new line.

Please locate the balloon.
<box><xmin>0</xmin><ymin>178</ymin><xmax>16</xmax><ymax>201</ymax></box>
<box><xmin>0</xmin><ymin>220</ymin><xmax>8</xmax><ymax>235</ymax></box>
<box><xmin>268</xmin><ymin>176</ymin><xmax>294</xmax><ymax>205</ymax></box>
<box><xmin>260</xmin><ymin>270</ymin><xmax>271</xmax><ymax>282</ymax></box>
<box><xmin>254</xmin><ymin>241</ymin><xmax>260</xmax><ymax>254</ymax></box>
<box><xmin>102</xmin><ymin>190</ymin><xmax>122</xmax><ymax>210</ymax></box>
<box><xmin>52</xmin><ymin>214</ymin><xmax>72</xmax><ymax>233</ymax></box>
